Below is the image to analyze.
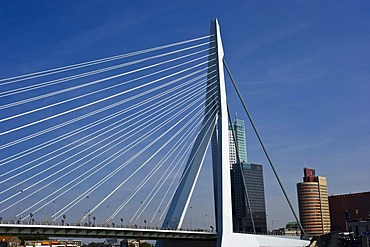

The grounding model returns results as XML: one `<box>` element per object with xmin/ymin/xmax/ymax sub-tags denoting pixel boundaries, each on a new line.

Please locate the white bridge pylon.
<box><xmin>162</xmin><ymin>19</ymin><xmax>309</xmax><ymax>247</ymax></box>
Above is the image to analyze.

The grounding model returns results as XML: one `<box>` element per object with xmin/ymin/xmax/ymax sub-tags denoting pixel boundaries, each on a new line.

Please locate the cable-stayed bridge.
<box><xmin>0</xmin><ymin>20</ymin><xmax>309</xmax><ymax>247</ymax></box>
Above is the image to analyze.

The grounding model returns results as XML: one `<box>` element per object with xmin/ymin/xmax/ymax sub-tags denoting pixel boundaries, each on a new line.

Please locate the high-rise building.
<box><xmin>231</xmin><ymin>162</ymin><xmax>267</xmax><ymax>233</ymax></box>
<box><xmin>229</xmin><ymin>116</ymin><xmax>266</xmax><ymax>233</ymax></box>
<box><xmin>228</xmin><ymin>117</ymin><xmax>247</xmax><ymax>169</ymax></box>
<box><xmin>228</xmin><ymin>128</ymin><xmax>237</xmax><ymax>168</ymax></box>
<box><xmin>328</xmin><ymin>191</ymin><xmax>370</xmax><ymax>232</ymax></box>
<box><xmin>213</xmin><ymin>115</ymin><xmax>267</xmax><ymax>233</ymax></box>
<box><xmin>297</xmin><ymin>168</ymin><xmax>331</xmax><ymax>237</ymax></box>
<box><xmin>232</xmin><ymin>118</ymin><xmax>247</xmax><ymax>163</ymax></box>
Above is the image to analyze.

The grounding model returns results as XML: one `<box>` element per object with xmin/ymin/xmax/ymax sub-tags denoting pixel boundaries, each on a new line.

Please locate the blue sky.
<box><xmin>1</xmin><ymin>0</ymin><xmax>370</xmax><ymax>230</ymax></box>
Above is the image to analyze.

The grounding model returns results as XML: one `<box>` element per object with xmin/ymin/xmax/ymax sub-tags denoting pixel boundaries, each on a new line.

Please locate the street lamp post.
<box><xmin>155</xmin><ymin>210</ymin><xmax>161</xmax><ymax>228</ymax></box>
<box><xmin>106</xmin><ymin>205</ymin><xmax>110</xmax><ymax>226</ymax></box>
<box><xmin>205</xmin><ymin>214</ymin><xmax>208</xmax><ymax>229</ymax></box>
<box><xmin>140</xmin><ymin>201</ymin><xmax>143</xmax><ymax>227</ymax></box>
<box><xmin>62</xmin><ymin>214</ymin><xmax>66</xmax><ymax>226</ymax></box>
<box><xmin>52</xmin><ymin>200</ymin><xmax>56</xmax><ymax>224</ymax></box>
<box><xmin>87</xmin><ymin>196</ymin><xmax>91</xmax><ymax>226</ymax></box>
<box><xmin>272</xmin><ymin>220</ymin><xmax>274</xmax><ymax>233</ymax></box>
<box><xmin>190</xmin><ymin>206</ymin><xmax>193</xmax><ymax>229</ymax></box>
<box><xmin>29</xmin><ymin>213</ymin><xmax>33</xmax><ymax>225</ymax></box>
<box><xmin>20</xmin><ymin>190</ymin><xmax>24</xmax><ymax>223</ymax></box>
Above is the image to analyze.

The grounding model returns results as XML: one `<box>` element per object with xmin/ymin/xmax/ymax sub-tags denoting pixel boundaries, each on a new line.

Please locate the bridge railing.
<box><xmin>0</xmin><ymin>221</ymin><xmax>300</xmax><ymax>237</ymax></box>
<box><xmin>0</xmin><ymin>220</ymin><xmax>215</xmax><ymax>233</ymax></box>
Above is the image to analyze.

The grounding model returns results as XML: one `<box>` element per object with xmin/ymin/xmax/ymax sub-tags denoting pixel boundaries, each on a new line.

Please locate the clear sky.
<box><xmin>1</xmin><ymin>0</ymin><xmax>370</xmax><ymax>230</ymax></box>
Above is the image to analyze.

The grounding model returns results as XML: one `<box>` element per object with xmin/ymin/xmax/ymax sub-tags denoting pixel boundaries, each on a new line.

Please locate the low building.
<box><xmin>328</xmin><ymin>191</ymin><xmax>370</xmax><ymax>232</ymax></box>
<box><xmin>347</xmin><ymin>218</ymin><xmax>370</xmax><ymax>237</ymax></box>
<box><xmin>284</xmin><ymin>221</ymin><xmax>301</xmax><ymax>236</ymax></box>
<box><xmin>0</xmin><ymin>236</ymin><xmax>20</xmax><ymax>247</ymax></box>
<box><xmin>25</xmin><ymin>240</ymin><xmax>82</xmax><ymax>247</ymax></box>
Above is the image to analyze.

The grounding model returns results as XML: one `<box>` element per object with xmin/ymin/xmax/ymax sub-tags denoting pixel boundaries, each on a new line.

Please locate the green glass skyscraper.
<box><xmin>233</xmin><ymin>118</ymin><xmax>247</xmax><ymax>163</ymax></box>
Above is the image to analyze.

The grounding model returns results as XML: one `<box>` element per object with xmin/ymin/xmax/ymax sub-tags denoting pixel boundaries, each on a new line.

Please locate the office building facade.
<box><xmin>297</xmin><ymin>168</ymin><xmax>330</xmax><ymax>237</ymax></box>
<box><xmin>232</xmin><ymin>118</ymin><xmax>247</xmax><ymax>163</ymax></box>
<box><xmin>228</xmin><ymin>128</ymin><xmax>237</xmax><ymax>168</ymax></box>
<box><xmin>213</xmin><ymin>115</ymin><xmax>267</xmax><ymax>233</ymax></box>
<box><xmin>328</xmin><ymin>191</ymin><xmax>370</xmax><ymax>232</ymax></box>
<box><xmin>231</xmin><ymin>162</ymin><xmax>267</xmax><ymax>233</ymax></box>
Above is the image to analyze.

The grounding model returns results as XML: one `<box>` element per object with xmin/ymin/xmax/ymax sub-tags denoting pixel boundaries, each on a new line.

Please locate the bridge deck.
<box><xmin>0</xmin><ymin>224</ymin><xmax>217</xmax><ymax>240</ymax></box>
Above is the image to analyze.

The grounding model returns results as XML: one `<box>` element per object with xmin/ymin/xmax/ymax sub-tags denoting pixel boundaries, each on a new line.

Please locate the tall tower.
<box><xmin>231</xmin><ymin>162</ymin><xmax>267</xmax><ymax>233</ymax></box>
<box><xmin>233</xmin><ymin>118</ymin><xmax>247</xmax><ymax>163</ymax></box>
<box><xmin>228</xmin><ymin>127</ymin><xmax>237</xmax><ymax>168</ymax></box>
<box><xmin>229</xmin><ymin>116</ymin><xmax>267</xmax><ymax>233</ymax></box>
<box><xmin>297</xmin><ymin>168</ymin><xmax>330</xmax><ymax>237</ymax></box>
<box><xmin>228</xmin><ymin>117</ymin><xmax>247</xmax><ymax>169</ymax></box>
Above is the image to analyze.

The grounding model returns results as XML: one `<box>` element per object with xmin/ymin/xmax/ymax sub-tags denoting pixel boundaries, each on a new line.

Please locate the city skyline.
<box><xmin>1</xmin><ymin>1</ymin><xmax>370</xmax><ymax>230</ymax></box>
<box><xmin>228</xmin><ymin>115</ymin><xmax>267</xmax><ymax>233</ymax></box>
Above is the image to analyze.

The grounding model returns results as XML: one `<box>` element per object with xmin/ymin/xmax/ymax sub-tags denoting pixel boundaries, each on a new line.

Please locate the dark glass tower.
<box><xmin>231</xmin><ymin>162</ymin><xmax>267</xmax><ymax>233</ymax></box>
